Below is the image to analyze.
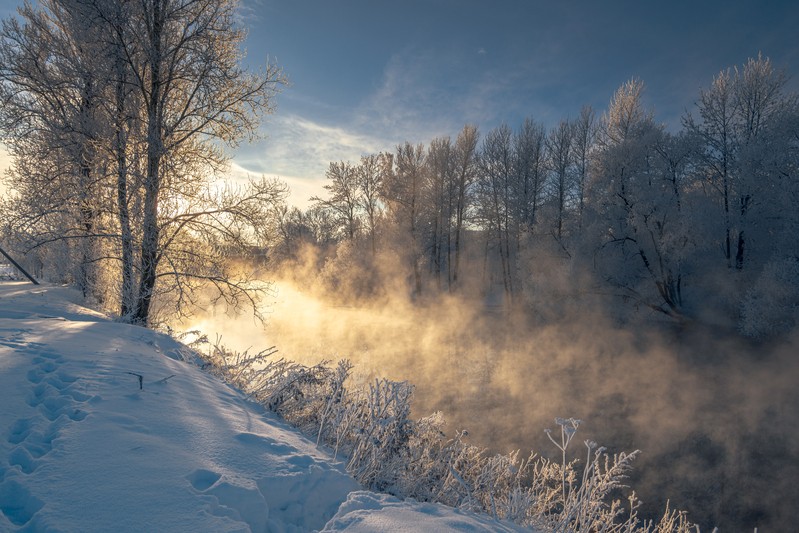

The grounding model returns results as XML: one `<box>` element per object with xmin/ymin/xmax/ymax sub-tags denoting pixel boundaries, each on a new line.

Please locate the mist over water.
<box><xmin>184</xmin><ymin>279</ymin><xmax>799</xmax><ymax>531</ymax></box>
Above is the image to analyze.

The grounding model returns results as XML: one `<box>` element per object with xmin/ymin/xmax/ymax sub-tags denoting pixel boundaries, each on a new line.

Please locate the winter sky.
<box><xmin>1</xmin><ymin>0</ymin><xmax>798</xmax><ymax>205</ymax></box>
<box><xmin>232</xmin><ymin>0</ymin><xmax>799</xmax><ymax>206</ymax></box>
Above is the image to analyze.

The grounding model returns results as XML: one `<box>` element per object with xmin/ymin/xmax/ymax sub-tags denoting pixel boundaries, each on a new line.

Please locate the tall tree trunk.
<box><xmin>723</xmin><ymin>163</ymin><xmax>732</xmax><ymax>268</ymax></box>
<box><xmin>115</xmin><ymin>51</ymin><xmax>135</xmax><ymax>317</ymax></box>
<box><xmin>453</xmin><ymin>179</ymin><xmax>466</xmax><ymax>286</ymax></box>
<box><xmin>133</xmin><ymin>0</ymin><xmax>163</xmax><ymax>326</ymax></box>
<box><xmin>77</xmin><ymin>75</ymin><xmax>97</xmax><ymax>300</ymax></box>
<box><xmin>736</xmin><ymin>194</ymin><xmax>750</xmax><ymax>270</ymax></box>
<box><xmin>133</xmin><ymin>142</ymin><xmax>161</xmax><ymax>325</ymax></box>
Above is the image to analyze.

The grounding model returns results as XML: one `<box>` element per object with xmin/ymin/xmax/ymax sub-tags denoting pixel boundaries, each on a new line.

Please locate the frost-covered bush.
<box><xmin>193</xmin><ymin>340</ymin><xmax>698</xmax><ymax>532</ymax></box>
<box><xmin>740</xmin><ymin>256</ymin><xmax>799</xmax><ymax>338</ymax></box>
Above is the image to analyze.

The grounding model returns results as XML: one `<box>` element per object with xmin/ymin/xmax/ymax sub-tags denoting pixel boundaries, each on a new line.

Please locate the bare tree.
<box><xmin>356</xmin><ymin>153</ymin><xmax>385</xmax><ymax>255</ymax></box>
<box><xmin>571</xmin><ymin>105</ymin><xmax>596</xmax><ymax>226</ymax></box>
<box><xmin>546</xmin><ymin>120</ymin><xmax>574</xmax><ymax>241</ymax></box>
<box><xmin>312</xmin><ymin>161</ymin><xmax>361</xmax><ymax>241</ymax></box>
<box><xmin>425</xmin><ymin>137</ymin><xmax>455</xmax><ymax>288</ymax></box>
<box><xmin>383</xmin><ymin>142</ymin><xmax>426</xmax><ymax>296</ymax></box>
<box><xmin>511</xmin><ymin>118</ymin><xmax>546</xmax><ymax>235</ymax></box>
<box><xmin>451</xmin><ymin>124</ymin><xmax>478</xmax><ymax>288</ymax></box>
<box><xmin>477</xmin><ymin>124</ymin><xmax>515</xmax><ymax>301</ymax></box>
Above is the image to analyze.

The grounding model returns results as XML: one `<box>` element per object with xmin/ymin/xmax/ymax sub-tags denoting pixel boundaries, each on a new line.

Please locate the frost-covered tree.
<box><xmin>0</xmin><ymin>0</ymin><xmax>286</xmax><ymax>326</ymax></box>
<box><xmin>114</xmin><ymin>0</ymin><xmax>284</xmax><ymax>325</ymax></box>
<box><xmin>0</xmin><ymin>0</ymin><xmax>115</xmax><ymax>300</ymax></box>
<box><xmin>589</xmin><ymin>79</ymin><xmax>692</xmax><ymax>318</ymax></box>
<box><xmin>311</xmin><ymin>161</ymin><xmax>361</xmax><ymax>242</ymax></box>
<box><xmin>730</xmin><ymin>55</ymin><xmax>795</xmax><ymax>270</ymax></box>
<box><xmin>685</xmin><ymin>54</ymin><xmax>795</xmax><ymax>272</ymax></box>
<box><xmin>476</xmin><ymin>124</ymin><xmax>516</xmax><ymax>300</ymax></box>
<box><xmin>545</xmin><ymin>119</ymin><xmax>574</xmax><ymax>241</ymax></box>
<box><xmin>740</xmin><ymin>257</ymin><xmax>799</xmax><ymax>338</ymax></box>
<box><xmin>451</xmin><ymin>124</ymin><xmax>479</xmax><ymax>288</ymax></box>
<box><xmin>383</xmin><ymin>142</ymin><xmax>427</xmax><ymax>296</ymax></box>
<box><xmin>683</xmin><ymin>68</ymin><xmax>736</xmax><ymax>269</ymax></box>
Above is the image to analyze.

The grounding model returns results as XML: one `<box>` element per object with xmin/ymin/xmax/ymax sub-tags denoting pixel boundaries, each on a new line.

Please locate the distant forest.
<box><xmin>271</xmin><ymin>56</ymin><xmax>799</xmax><ymax>338</ymax></box>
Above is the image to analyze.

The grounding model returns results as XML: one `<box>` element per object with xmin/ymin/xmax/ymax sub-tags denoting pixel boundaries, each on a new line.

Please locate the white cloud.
<box><xmin>231</xmin><ymin>113</ymin><xmax>397</xmax><ymax>208</ymax></box>
<box><xmin>226</xmin><ymin>162</ymin><xmax>323</xmax><ymax>210</ymax></box>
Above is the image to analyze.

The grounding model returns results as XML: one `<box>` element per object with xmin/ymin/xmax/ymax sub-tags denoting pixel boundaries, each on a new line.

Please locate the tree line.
<box><xmin>274</xmin><ymin>56</ymin><xmax>799</xmax><ymax>336</ymax></box>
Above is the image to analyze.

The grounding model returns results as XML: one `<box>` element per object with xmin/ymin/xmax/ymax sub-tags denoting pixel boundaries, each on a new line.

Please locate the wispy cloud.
<box><xmin>353</xmin><ymin>42</ymin><xmax>588</xmax><ymax>141</ymax></box>
<box><xmin>353</xmin><ymin>46</ymin><xmax>488</xmax><ymax>140</ymax></box>
<box><xmin>231</xmin><ymin>113</ymin><xmax>396</xmax><ymax>206</ymax></box>
<box><xmin>227</xmin><ymin>162</ymin><xmax>320</xmax><ymax>209</ymax></box>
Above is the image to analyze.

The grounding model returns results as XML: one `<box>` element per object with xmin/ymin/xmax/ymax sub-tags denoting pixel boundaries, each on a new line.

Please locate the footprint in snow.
<box><xmin>7</xmin><ymin>351</ymin><xmax>91</xmax><ymax>479</ymax></box>
<box><xmin>39</xmin><ymin>360</ymin><xmax>58</xmax><ymax>373</ymax></box>
<box><xmin>186</xmin><ymin>474</ymin><xmax>269</xmax><ymax>532</ymax></box>
<box><xmin>234</xmin><ymin>432</ymin><xmax>294</xmax><ymax>454</ymax></box>
<box><xmin>27</xmin><ymin>382</ymin><xmax>58</xmax><ymax>408</ymax></box>
<box><xmin>0</xmin><ymin>339</ymin><xmax>46</xmax><ymax>351</ymax></box>
<box><xmin>0</xmin><ymin>479</ymin><xmax>44</xmax><ymax>526</ymax></box>
<box><xmin>26</xmin><ymin>368</ymin><xmax>44</xmax><ymax>385</ymax></box>
<box><xmin>186</xmin><ymin>468</ymin><xmax>222</xmax><ymax>492</ymax></box>
<box><xmin>8</xmin><ymin>447</ymin><xmax>38</xmax><ymax>475</ymax></box>
<box><xmin>30</xmin><ymin>351</ymin><xmax>63</xmax><ymax>363</ymax></box>
<box><xmin>7</xmin><ymin>417</ymin><xmax>35</xmax><ymax>445</ymax></box>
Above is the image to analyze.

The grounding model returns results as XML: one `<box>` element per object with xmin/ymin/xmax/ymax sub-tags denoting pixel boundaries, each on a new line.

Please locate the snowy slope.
<box><xmin>0</xmin><ymin>282</ymin><xmax>531</xmax><ymax>532</ymax></box>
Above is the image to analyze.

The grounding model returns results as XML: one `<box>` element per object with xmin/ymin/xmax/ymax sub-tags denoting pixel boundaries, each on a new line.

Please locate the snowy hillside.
<box><xmin>0</xmin><ymin>281</ymin><xmax>531</xmax><ymax>532</ymax></box>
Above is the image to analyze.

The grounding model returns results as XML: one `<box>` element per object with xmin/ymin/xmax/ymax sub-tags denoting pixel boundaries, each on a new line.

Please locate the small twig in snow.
<box><xmin>126</xmin><ymin>372</ymin><xmax>143</xmax><ymax>390</ymax></box>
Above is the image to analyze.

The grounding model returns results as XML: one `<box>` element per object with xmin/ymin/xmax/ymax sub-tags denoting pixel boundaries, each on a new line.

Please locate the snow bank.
<box><xmin>321</xmin><ymin>491</ymin><xmax>531</xmax><ymax>532</ymax></box>
<box><xmin>0</xmin><ymin>282</ymin><xmax>532</xmax><ymax>532</ymax></box>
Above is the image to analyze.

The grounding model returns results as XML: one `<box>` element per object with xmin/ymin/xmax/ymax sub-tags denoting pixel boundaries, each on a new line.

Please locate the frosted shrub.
<box><xmin>346</xmin><ymin>378</ymin><xmax>415</xmax><ymax>490</ymax></box>
<box><xmin>392</xmin><ymin>411</ymin><xmax>449</xmax><ymax>500</ymax></box>
<box><xmin>193</xmin><ymin>343</ymin><xmax>698</xmax><ymax>532</ymax></box>
<box><xmin>189</xmin><ymin>335</ymin><xmax>334</xmax><ymax>433</ymax></box>
<box><xmin>315</xmin><ymin>360</ymin><xmax>353</xmax><ymax>451</ymax></box>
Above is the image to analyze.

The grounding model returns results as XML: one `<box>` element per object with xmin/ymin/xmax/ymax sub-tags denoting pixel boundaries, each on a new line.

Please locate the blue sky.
<box><xmin>233</xmin><ymin>0</ymin><xmax>799</xmax><ymax>206</ymax></box>
<box><xmin>1</xmin><ymin>1</ymin><xmax>798</xmax><ymax>205</ymax></box>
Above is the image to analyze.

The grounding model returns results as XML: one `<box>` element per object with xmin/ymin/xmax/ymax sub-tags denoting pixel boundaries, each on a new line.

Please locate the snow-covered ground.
<box><xmin>0</xmin><ymin>281</ymin><xmax>531</xmax><ymax>532</ymax></box>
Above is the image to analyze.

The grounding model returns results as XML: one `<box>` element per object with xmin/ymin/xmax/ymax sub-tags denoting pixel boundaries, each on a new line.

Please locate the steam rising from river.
<box><xmin>182</xmin><ymin>273</ymin><xmax>799</xmax><ymax>531</ymax></box>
